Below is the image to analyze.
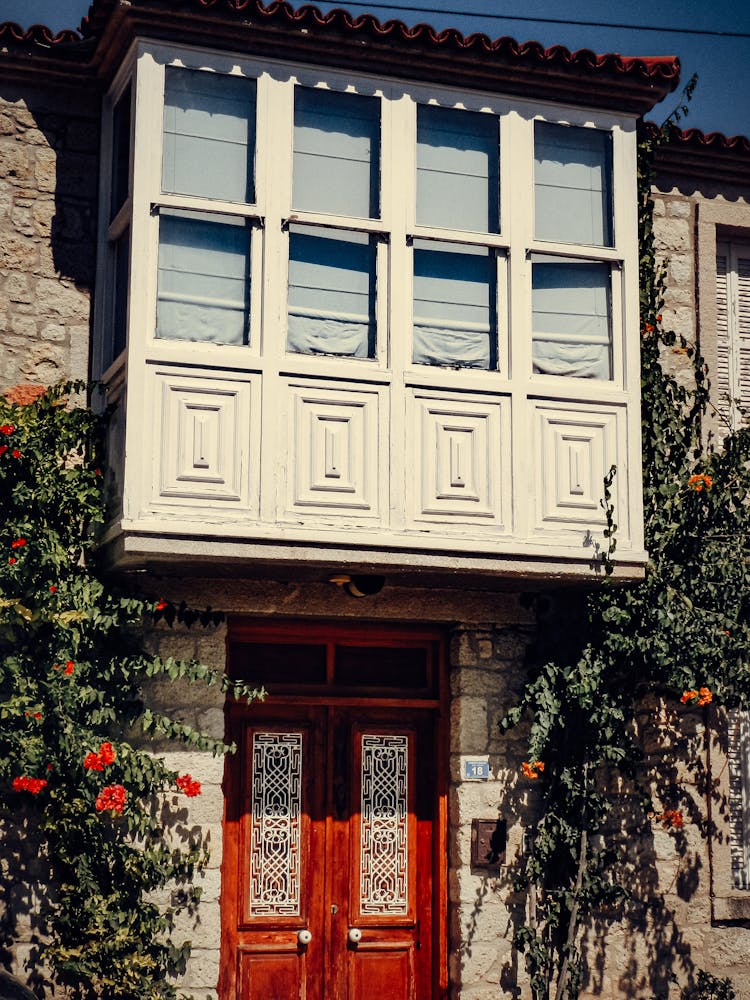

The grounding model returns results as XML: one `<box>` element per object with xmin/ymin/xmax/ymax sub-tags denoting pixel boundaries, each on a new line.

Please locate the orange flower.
<box><xmin>681</xmin><ymin>687</ymin><xmax>713</xmax><ymax>707</ymax></box>
<box><xmin>521</xmin><ymin>761</ymin><xmax>545</xmax><ymax>780</ymax></box>
<box><xmin>655</xmin><ymin>808</ymin><xmax>684</xmax><ymax>830</ymax></box>
<box><xmin>688</xmin><ymin>473</ymin><xmax>713</xmax><ymax>492</ymax></box>
<box><xmin>83</xmin><ymin>752</ymin><xmax>104</xmax><ymax>771</ymax></box>
<box><xmin>64</xmin><ymin>660</ymin><xmax>74</xmax><ymax>675</ymax></box>
<box><xmin>154</xmin><ymin>599</ymin><xmax>169</xmax><ymax>612</ymax></box>
<box><xmin>98</xmin><ymin>741</ymin><xmax>116</xmax><ymax>766</ymax></box>
<box><xmin>697</xmin><ymin>687</ymin><xmax>713</xmax><ymax>706</ymax></box>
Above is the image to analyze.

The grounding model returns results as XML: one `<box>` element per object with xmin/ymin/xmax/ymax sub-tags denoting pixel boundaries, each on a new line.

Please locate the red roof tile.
<box><xmin>2</xmin><ymin>1</ymin><xmax>679</xmax><ymax>94</ymax></box>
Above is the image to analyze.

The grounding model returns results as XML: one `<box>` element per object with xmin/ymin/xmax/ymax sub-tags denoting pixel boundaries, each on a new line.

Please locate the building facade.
<box><xmin>1</xmin><ymin>2</ymin><xmax>749</xmax><ymax>997</ymax></box>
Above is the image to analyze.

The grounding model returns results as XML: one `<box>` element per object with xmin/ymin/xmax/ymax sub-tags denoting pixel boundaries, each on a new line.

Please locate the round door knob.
<box><xmin>348</xmin><ymin>927</ymin><xmax>362</xmax><ymax>944</ymax></box>
<box><xmin>297</xmin><ymin>929</ymin><xmax>312</xmax><ymax>946</ymax></box>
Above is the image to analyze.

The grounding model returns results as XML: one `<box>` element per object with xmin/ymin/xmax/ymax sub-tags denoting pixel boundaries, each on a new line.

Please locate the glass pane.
<box><xmin>157</xmin><ymin>211</ymin><xmax>250</xmax><ymax>345</ymax></box>
<box><xmin>288</xmin><ymin>226</ymin><xmax>377</xmax><ymax>358</ymax></box>
<box><xmin>532</xmin><ymin>259</ymin><xmax>611</xmax><ymax>379</ymax></box>
<box><xmin>417</xmin><ymin>105</ymin><xmax>499</xmax><ymax>233</ymax></box>
<box><xmin>250</xmin><ymin>733</ymin><xmax>303</xmax><ymax>917</ymax></box>
<box><xmin>293</xmin><ymin>87</ymin><xmax>380</xmax><ymax>218</ymax></box>
<box><xmin>413</xmin><ymin>241</ymin><xmax>496</xmax><ymax>369</ymax></box>
<box><xmin>162</xmin><ymin>67</ymin><xmax>256</xmax><ymax>203</ymax></box>
<box><xmin>110</xmin><ymin>85</ymin><xmax>131</xmax><ymax>220</ymax></box>
<box><xmin>110</xmin><ymin>229</ymin><xmax>130</xmax><ymax>365</ymax></box>
<box><xmin>228</xmin><ymin>642</ymin><xmax>327</xmax><ymax>685</ymax></box>
<box><xmin>534</xmin><ymin>122</ymin><xmax>613</xmax><ymax>247</ymax></box>
<box><xmin>360</xmin><ymin>735</ymin><xmax>409</xmax><ymax>915</ymax></box>
<box><xmin>335</xmin><ymin>646</ymin><xmax>429</xmax><ymax>689</ymax></box>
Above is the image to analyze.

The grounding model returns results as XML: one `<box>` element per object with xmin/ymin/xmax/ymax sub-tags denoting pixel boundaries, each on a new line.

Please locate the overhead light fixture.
<box><xmin>328</xmin><ymin>574</ymin><xmax>385</xmax><ymax>598</ymax></box>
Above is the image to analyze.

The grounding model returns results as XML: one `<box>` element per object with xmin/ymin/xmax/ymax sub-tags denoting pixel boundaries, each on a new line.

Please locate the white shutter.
<box><xmin>737</xmin><ymin>253</ymin><xmax>750</xmax><ymax>422</ymax></box>
<box><xmin>715</xmin><ymin>248</ymin><xmax>732</xmax><ymax>422</ymax></box>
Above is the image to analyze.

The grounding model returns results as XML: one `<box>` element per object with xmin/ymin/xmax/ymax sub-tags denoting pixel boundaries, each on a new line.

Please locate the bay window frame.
<box><xmin>94</xmin><ymin>38</ymin><xmax>644</xmax><ymax>568</ymax></box>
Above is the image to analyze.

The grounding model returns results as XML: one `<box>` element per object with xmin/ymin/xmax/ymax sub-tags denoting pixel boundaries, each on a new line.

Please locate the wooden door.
<box><xmin>221</xmin><ymin>703</ymin><xmax>437</xmax><ymax>1000</ymax></box>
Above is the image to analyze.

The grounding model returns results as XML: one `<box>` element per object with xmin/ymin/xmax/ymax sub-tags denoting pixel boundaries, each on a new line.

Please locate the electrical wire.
<box><xmin>305</xmin><ymin>1</ymin><xmax>750</xmax><ymax>40</ymax></box>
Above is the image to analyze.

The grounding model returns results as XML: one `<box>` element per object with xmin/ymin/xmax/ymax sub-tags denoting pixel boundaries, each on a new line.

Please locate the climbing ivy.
<box><xmin>0</xmin><ymin>383</ymin><xmax>262</xmax><ymax>998</ymax></box>
<box><xmin>502</xmin><ymin>107</ymin><xmax>750</xmax><ymax>998</ymax></box>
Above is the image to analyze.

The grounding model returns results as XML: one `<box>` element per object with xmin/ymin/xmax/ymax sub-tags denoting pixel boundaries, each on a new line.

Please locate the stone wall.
<box><xmin>0</xmin><ymin>80</ymin><xmax>98</xmax><ymax>392</ymax></box>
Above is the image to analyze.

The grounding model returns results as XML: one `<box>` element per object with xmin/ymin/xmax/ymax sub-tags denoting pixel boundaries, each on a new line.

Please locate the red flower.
<box><xmin>94</xmin><ymin>468</ymin><xmax>102</xmax><ymax>477</ymax></box>
<box><xmin>49</xmin><ymin>586</ymin><xmax>57</xmax><ymax>593</ymax></box>
<box><xmin>154</xmin><ymin>600</ymin><xmax>169</xmax><ymax>612</ymax></box>
<box><xmin>12</xmin><ymin>776</ymin><xmax>47</xmax><ymax>795</ymax></box>
<box><xmin>24</xmin><ymin>711</ymin><xmax>42</xmax><ymax>720</ymax></box>
<box><xmin>83</xmin><ymin>752</ymin><xmax>104</xmax><ymax>772</ymax></box>
<box><xmin>688</xmin><ymin>473</ymin><xmax>712</xmax><ymax>492</ymax></box>
<box><xmin>64</xmin><ymin>661</ymin><xmax>74</xmax><ymax>675</ymax></box>
<box><xmin>98</xmin><ymin>742</ymin><xmax>116</xmax><ymax>766</ymax></box>
<box><xmin>11</xmin><ymin>538</ymin><xmax>26</xmax><ymax>549</ymax></box>
<box><xmin>0</xmin><ymin>446</ymin><xmax>7</xmax><ymax>457</ymax></box>
<box><xmin>0</xmin><ymin>424</ymin><xmax>15</xmax><ymax>435</ymax></box>
<box><xmin>175</xmin><ymin>774</ymin><xmax>202</xmax><ymax>797</ymax></box>
<box><xmin>11</xmin><ymin>450</ymin><xmax>21</xmax><ymax>459</ymax></box>
<box><xmin>95</xmin><ymin>784</ymin><xmax>126</xmax><ymax>813</ymax></box>
<box><xmin>8</xmin><ymin>557</ymin><xmax>16</xmax><ymax>565</ymax></box>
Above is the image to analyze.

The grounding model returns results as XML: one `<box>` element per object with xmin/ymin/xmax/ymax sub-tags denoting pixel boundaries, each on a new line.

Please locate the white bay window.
<box><xmin>95</xmin><ymin>43</ymin><xmax>645</xmax><ymax>578</ymax></box>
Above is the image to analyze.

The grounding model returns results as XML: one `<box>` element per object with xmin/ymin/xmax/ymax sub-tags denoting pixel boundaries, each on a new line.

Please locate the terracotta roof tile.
<box><xmin>3</xmin><ymin>0</ymin><xmax>680</xmax><ymax>92</ymax></box>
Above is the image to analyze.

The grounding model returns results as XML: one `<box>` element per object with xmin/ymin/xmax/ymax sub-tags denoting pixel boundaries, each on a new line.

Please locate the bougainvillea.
<box><xmin>0</xmin><ymin>383</ymin><xmax>262</xmax><ymax>999</ymax></box>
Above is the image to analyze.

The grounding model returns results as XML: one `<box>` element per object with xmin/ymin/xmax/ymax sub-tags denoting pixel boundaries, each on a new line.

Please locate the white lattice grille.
<box><xmin>360</xmin><ymin>734</ymin><xmax>409</xmax><ymax>915</ymax></box>
<box><xmin>249</xmin><ymin>732</ymin><xmax>303</xmax><ymax>916</ymax></box>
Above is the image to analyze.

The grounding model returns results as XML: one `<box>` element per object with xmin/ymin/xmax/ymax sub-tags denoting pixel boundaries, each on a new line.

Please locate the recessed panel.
<box><xmin>285</xmin><ymin>382</ymin><xmax>383</xmax><ymax>518</ymax></box>
<box><xmin>410</xmin><ymin>390</ymin><xmax>509</xmax><ymax>527</ymax></box>
<box><xmin>535</xmin><ymin>402</ymin><xmax>622</xmax><ymax>531</ymax></box>
<box><xmin>153</xmin><ymin>370</ymin><xmax>258</xmax><ymax>509</ymax></box>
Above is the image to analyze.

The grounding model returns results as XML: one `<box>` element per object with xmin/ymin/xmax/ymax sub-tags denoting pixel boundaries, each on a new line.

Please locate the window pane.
<box><xmin>110</xmin><ymin>85</ymin><xmax>131</xmax><ymax>220</ymax></box>
<box><xmin>287</xmin><ymin>226</ymin><xmax>377</xmax><ymax>358</ymax></box>
<box><xmin>157</xmin><ymin>211</ymin><xmax>250</xmax><ymax>345</ymax></box>
<box><xmin>532</xmin><ymin>259</ymin><xmax>611</xmax><ymax>379</ymax></box>
<box><xmin>413</xmin><ymin>241</ymin><xmax>495</xmax><ymax>369</ymax></box>
<box><xmin>534</xmin><ymin>122</ymin><xmax>613</xmax><ymax>246</ymax></box>
<box><xmin>417</xmin><ymin>105</ymin><xmax>499</xmax><ymax>233</ymax></box>
<box><xmin>111</xmin><ymin>228</ymin><xmax>130</xmax><ymax>365</ymax></box>
<box><xmin>293</xmin><ymin>88</ymin><xmax>380</xmax><ymax>218</ymax></box>
<box><xmin>162</xmin><ymin>67</ymin><xmax>256</xmax><ymax>203</ymax></box>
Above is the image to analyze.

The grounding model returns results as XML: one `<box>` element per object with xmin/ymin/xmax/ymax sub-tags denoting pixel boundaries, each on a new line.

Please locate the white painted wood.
<box><xmin>96</xmin><ymin>40</ymin><xmax>646</xmax><ymax>574</ymax></box>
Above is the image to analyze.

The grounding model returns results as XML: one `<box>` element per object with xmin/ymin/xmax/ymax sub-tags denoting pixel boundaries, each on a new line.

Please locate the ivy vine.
<box><xmin>502</xmin><ymin>105</ymin><xmax>750</xmax><ymax>997</ymax></box>
<box><xmin>0</xmin><ymin>383</ymin><xmax>262</xmax><ymax>998</ymax></box>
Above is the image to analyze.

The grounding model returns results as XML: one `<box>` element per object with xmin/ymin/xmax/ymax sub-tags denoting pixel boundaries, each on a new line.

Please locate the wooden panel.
<box><xmin>533</xmin><ymin>400</ymin><xmax>628</xmax><ymax>542</ymax></box>
<box><xmin>150</xmin><ymin>367</ymin><xmax>259</xmax><ymax>510</ymax></box>
<box><xmin>408</xmin><ymin>388</ymin><xmax>510</xmax><ymax>529</ymax></box>
<box><xmin>349</xmin><ymin>945</ymin><xmax>414</xmax><ymax>1000</ymax></box>
<box><xmin>238</xmin><ymin>948</ymin><xmax>305</xmax><ymax>1000</ymax></box>
<box><xmin>284</xmin><ymin>379</ymin><xmax>385</xmax><ymax>519</ymax></box>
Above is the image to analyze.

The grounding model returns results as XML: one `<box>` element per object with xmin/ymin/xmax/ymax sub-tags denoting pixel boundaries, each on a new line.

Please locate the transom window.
<box><xmin>98</xmin><ymin>50</ymin><xmax>630</xmax><ymax>386</ymax></box>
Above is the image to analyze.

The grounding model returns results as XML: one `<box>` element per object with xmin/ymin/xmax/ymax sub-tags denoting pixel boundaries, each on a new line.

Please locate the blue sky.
<box><xmin>2</xmin><ymin>0</ymin><xmax>747</xmax><ymax>138</ymax></box>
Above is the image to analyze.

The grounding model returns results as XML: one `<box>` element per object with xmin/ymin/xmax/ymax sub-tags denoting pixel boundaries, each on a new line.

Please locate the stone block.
<box><xmin>450</xmin><ymin>696</ymin><xmax>488</xmax><ymax>754</ymax></box>
<box><xmin>180</xmin><ymin>948</ymin><xmax>220</xmax><ymax>989</ymax></box>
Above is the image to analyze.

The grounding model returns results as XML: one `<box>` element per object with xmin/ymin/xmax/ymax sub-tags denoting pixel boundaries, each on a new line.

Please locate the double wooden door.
<box><xmin>221</xmin><ymin>703</ymin><xmax>439</xmax><ymax>999</ymax></box>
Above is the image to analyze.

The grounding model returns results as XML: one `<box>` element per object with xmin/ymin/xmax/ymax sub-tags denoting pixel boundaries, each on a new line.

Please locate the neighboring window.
<box><xmin>716</xmin><ymin>241</ymin><xmax>750</xmax><ymax>430</ymax></box>
<box><xmin>728</xmin><ymin>710</ymin><xmax>750</xmax><ymax>889</ymax></box>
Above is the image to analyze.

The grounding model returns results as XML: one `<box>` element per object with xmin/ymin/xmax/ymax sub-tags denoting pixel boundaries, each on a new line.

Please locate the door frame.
<box><xmin>219</xmin><ymin>618</ymin><xmax>449</xmax><ymax>1000</ymax></box>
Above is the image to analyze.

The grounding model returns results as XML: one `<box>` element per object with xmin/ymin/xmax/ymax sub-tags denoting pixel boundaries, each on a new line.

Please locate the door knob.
<box><xmin>348</xmin><ymin>927</ymin><xmax>362</xmax><ymax>944</ymax></box>
<box><xmin>297</xmin><ymin>929</ymin><xmax>312</xmax><ymax>946</ymax></box>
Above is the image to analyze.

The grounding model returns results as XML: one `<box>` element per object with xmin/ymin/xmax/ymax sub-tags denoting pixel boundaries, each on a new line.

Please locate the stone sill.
<box><xmin>713</xmin><ymin>894</ymin><xmax>750</xmax><ymax>922</ymax></box>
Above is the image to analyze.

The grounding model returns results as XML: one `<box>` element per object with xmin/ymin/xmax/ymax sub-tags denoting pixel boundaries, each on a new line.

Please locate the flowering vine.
<box><xmin>0</xmin><ymin>382</ymin><xmax>262</xmax><ymax>999</ymax></box>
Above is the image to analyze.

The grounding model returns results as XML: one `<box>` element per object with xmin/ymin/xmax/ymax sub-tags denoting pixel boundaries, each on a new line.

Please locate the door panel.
<box><xmin>223</xmin><ymin>702</ymin><xmax>437</xmax><ymax>999</ymax></box>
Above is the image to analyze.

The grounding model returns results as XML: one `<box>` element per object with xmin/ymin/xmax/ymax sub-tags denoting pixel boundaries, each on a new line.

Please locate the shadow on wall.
<box><xmin>0</xmin><ymin>77</ymin><xmax>99</xmax><ymax>390</ymax></box>
<box><xmin>462</xmin><ymin>591</ymin><xmax>732</xmax><ymax>999</ymax></box>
